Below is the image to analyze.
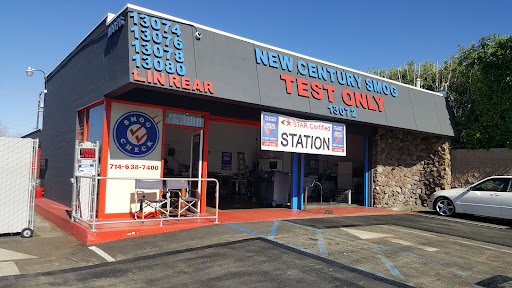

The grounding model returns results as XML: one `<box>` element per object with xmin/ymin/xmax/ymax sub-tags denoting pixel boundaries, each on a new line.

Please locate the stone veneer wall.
<box><xmin>372</xmin><ymin>128</ymin><xmax>451</xmax><ymax>209</ymax></box>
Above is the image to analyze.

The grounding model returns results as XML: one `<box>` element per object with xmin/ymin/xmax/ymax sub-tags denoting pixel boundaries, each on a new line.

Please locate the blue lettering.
<box><xmin>308</xmin><ymin>63</ymin><xmax>318</xmax><ymax>78</ymax></box>
<box><xmin>390</xmin><ymin>85</ymin><xmax>398</xmax><ymax>97</ymax></box>
<box><xmin>382</xmin><ymin>83</ymin><xmax>390</xmax><ymax>95</ymax></box>
<box><xmin>365</xmin><ymin>78</ymin><xmax>373</xmax><ymax>91</ymax></box>
<box><xmin>354</xmin><ymin>75</ymin><xmax>362</xmax><ymax>88</ymax></box>
<box><xmin>318</xmin><ymin>66</ymin><xmax>328</xmax><ymax>81</ymax></box>
<box><xmin>298</xmin><ymin>60</ymin><xmax>307</xmax><ymax>75</ymax></box>
<box><xmin>279</xmin><ymin>55</ymin><xmax>294</xmax><ymax>72</ymax></box>
<box><xmin>337</xmin><ymin>71</ymin><xmax>346</xmax><ymax>84</ymax></box>
<box><xmin>346</xmin><ymin>73</ymin><xmax>355</xmax><ymax>87</ymax></box>
<box><xmin>268</xmin><ymin>52</ymin><xmax>279</xmax><ymax>68</ymax></box>
<box><xmin>326</xmin><ymin>68</ymin><xmax>336</xmax><ymax>82</ymax></box>
<box><xmin>255</xmin><ymin>48</ymin><xmax>268</xmax><ymax>66</ymax></box>
<box><xmin>372</xmin><ymin>80</ymin><xmax>382</xmax><ymax>93</ymax></box>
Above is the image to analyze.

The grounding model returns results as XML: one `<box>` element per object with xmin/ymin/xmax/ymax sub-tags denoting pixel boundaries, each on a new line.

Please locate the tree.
<box><xmin>448</xmin><ymin>35</ymin><xmax>512</xmax><ymax>149</ymax></box>
<box><xmin>368</xmin><ymin>34</ymin><xmax>512</xmax><ymax>149</ymax></box>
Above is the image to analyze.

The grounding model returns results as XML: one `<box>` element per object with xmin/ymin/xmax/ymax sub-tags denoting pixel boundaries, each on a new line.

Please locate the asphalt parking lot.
<box><xmin>0</xmin><ymin>212</ymin><xmax>511</xmax><ymax>287</ymax></box>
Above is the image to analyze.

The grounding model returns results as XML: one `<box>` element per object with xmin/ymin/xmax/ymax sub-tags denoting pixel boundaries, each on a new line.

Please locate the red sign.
<box><xmin>80</xmin><ymin>148</ymin><xmax>96</xmax><ymax>159</ymax></box>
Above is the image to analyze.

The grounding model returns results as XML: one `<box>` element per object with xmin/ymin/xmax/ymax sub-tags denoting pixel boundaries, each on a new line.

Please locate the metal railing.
<box><xmin>71</xmin><ymin>176</ymin><xmax>219</xmax><ymax>231</ymax></box>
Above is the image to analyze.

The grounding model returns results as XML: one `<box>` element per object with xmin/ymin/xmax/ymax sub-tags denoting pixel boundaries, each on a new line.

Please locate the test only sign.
<box><xmin>261</xmin><ymin>112</ymin><xmax>346</xmax><ymax>156</ymax></box>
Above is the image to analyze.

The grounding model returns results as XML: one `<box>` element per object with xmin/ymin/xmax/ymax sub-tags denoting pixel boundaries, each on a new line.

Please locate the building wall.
<box><xmin>451</xmin><ymin>148</ymin><xmax>512</xmax><ymax>188</ymax></box>
<box><xmin>372</xmin><ymin>128</ymin><xmax>451</xmax><ymax>209</ymax></box>
<box><xmin>40</xmin><ymin>16</ymin><xmax>129</xmax><ymax>206</ymax></box>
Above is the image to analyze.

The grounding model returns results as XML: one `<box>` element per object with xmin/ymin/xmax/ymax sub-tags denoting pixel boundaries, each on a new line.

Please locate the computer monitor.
<box><xmin>269</xmin><ymin>160</ymin><xmax>278</xmax><ymax>170</ymax></box>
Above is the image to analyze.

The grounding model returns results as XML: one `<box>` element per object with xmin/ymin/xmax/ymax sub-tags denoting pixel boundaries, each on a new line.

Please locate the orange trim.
<box><xmin>83</xmin><ymin>109</ymin><xmax>90</xmax><ymax>142</ymax></box>
<box><xmin>97</xmin><ymin>100</ymin><xmax>111</xmax><ymax>220</ymax></box>
<box><xmin>200</xmin><ymin>114</ymin><xmax>209</xmax><ymax>213</ymax></box>
<box><xmin>210</xmin><ymin>115</ymin><xmax>260</xmax><ymax>127</ymax></box>
<box><xmin>99</xmin><ymin>213</ymin><xmax>135</xmax><ymax>220</ymax></box>
<box><xmin>77</xmin><ymin>99</ymin><xmax>105</xmax><ymax>112</ymax></box>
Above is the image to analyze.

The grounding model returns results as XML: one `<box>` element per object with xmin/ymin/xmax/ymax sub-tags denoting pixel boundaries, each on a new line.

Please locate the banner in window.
<box><xmin>261</xmin><ymin>112</ymin><xmax>346</xmax><ymax>156</ymax></box>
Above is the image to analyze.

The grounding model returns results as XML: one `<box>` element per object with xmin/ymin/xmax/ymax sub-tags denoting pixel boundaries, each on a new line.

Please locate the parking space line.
<box><xmin>88</xmin><ymin>246</ymin><xmax>116</xmax><ymax>262</ymax></box>
<box><xmin>381</xmin><ymin>225</ymin><xmax>439</xmax><ymax>238</ymax></box>
<box><xmin>268</xmin><ymin>220</ymin><xmax>279</xmax><ymax>239</ymax></box>
<box><xmin>389</xmin><ymin>239</ymin><xmax>439</xmax><ymax>252</ymax></box>
<box><xmin>224</xmin><ymin>223</ymin><xmax>404</xmax><ymax>284</ymax></box>
<box><xmin>0</xmin><ymin>262</ymin><xmax>20</xmax><ymax>277</ymax></box>
<box><xmin>384</xmin><ymin>224</ymin><xmax>512</xmax><ymax>254</ymax></box>
<box><xmin>415</xmin><ymin>213</ymin><xmax>510</xmax><ymax>229</ymax></box>
<box><xmin>451</xmin><ymin>239</ymin><xmax>512</xmax><ymax>254</ymax></box>
<box><xmin>316</xmin><ymin>231</ymin><xmax>328</xmax><ymax>256</ymax></box>
<box><xmin>372</xmin><ymin>246</ymin><xmax>412</xmax><ymax>286</ymax></box>
<box><xmin>281</xmin><ymin>221</ymin><xmax>447</xmax><ymax>264</ymax></box>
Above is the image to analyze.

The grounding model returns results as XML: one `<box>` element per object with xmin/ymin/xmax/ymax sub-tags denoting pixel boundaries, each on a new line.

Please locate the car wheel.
<box><xmin>435</xmin><ymin>198</ymin><xmax>455</xmax><ymax>216</ymax></box>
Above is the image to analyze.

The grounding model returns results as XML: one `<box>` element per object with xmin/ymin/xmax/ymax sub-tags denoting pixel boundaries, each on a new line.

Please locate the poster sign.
<box><xmin>77</xmin><ymin>164</ymin><xmax>96</xmax><ymax>176</ymax></box>
<box><xmin>105</xmin><ymin>102</ymin><xmax>164</xmax><ymax>214</ymax></box>
<box><xmin>221</xmin><ymin>152</ymin><xmax>232</xmax><ymax>171</ymax></box>
<box><xmin>261</xmin><ymin>112</ymin><xmax>346</xmax><ymax>156</ymax></box>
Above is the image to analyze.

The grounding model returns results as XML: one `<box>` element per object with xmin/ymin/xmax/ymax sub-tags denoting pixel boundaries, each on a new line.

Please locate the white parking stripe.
<box><xmin>415</xmin><ymin>213</ymin><xmax>510</xmax><ymax>229</ymax></box>
<box><xmin>383</xmin><ymin>225</ymin><xmax>512</xmax><ymax>254</ymax></box>
<box><xmin>88</xmin><ymin>246</ymin><xmax>116</xmax><ymax>262</ymax></box>
<box><xmin>340</xmin><ymin>228</ymin><xmax>392</xmax><ymax>239</ymax></box>
<box><xmin>451</xmin><ymin>239</ymin><xmax>512</xmax><ymax>254</ymax></box>
<box><xmin>389</xmin><ymin>239</ymin><xmax>439</xmax><ymax>252</ymax></box>
<box><xmin>381</xmin><ymin>225</ymin><xmax>439</xmax><ymax>238</ymax></box>
<box><xmin>0</xmin><ymin>261</ymin><xmax>20</xmax><ymax>277</ymax></box>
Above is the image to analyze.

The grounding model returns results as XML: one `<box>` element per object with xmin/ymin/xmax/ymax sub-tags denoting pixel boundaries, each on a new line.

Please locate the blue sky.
<box><xmin>0</xmin><ymin>0</ymin><xmax>510</xmax><ymax>136</ymax></box>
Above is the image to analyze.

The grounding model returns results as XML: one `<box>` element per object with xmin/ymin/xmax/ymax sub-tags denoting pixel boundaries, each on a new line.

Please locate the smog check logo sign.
<box><xmin>113</xmin><ymin>111</ymin><xmax>160</xmax><ymax>158</ymax></box>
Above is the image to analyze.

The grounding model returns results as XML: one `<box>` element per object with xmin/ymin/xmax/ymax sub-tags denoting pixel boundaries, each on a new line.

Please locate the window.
<box><xmin>472</xmin><ymin>178</ymin><xmax>510</xmax><ymax>192</ymax></box>
<box><xmin>77</xmin><ymin>104</ymin><xmax>104</xmax><ymax>144</ymax></box>
<box><xmin>166</xmin><ymin>110</ymin><xmax>204</xmax><ymax>128</ymax></box>
<box><xmin>88</xmin><ymin>104</ymin><xmax>104</xmax><ymax>144</ymax></box>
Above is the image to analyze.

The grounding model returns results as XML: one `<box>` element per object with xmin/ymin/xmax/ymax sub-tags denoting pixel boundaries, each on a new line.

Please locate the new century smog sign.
<box><xmin>261</xmin><ymin>112</ymin><xmax>346</xmax><ymax>156</ymax></box>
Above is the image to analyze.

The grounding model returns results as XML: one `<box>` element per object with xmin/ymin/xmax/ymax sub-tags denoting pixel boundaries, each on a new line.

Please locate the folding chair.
<box><xmin>134</xmin><ymin>179</ymin><xmax>169</xmax><ymax>220</ymax></box>
<box><xmin>178</xmin><ymin>187</ymin><xmax>200</xmax><ymax>218</ymax></box>
<box><xmin>165</xmin><ymin>180</ymin><xmax>188</xmax><ymax>213</ymax></box>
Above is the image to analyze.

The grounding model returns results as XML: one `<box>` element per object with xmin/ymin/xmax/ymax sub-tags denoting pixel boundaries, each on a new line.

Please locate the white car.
<box><xmin>427</xmin><ymin>176</ymin><xmax>512</xmax><ymax>219</ymax></box>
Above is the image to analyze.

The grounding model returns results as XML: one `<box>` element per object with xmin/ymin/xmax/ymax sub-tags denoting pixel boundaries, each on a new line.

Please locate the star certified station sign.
<box><xmin>260</xmin><ymin>112</ymin><xmax>346</xmax><ymax>156</ymax></box>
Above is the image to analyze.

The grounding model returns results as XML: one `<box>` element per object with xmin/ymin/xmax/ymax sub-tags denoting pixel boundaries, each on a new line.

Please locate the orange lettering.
<box><xmin>169</xmin><ymin>75</ymin><xmax>180</xmax><ymax>88</ymax></box>
<box><xmin>373</xmin><ymin>96</ymin><xmax>384</xmax><ymax>112</ymax></box>
<box><xmin>182</xmin><ymin>77</ymin><xmax>191</xmax><ymax>90</ymax></box>
<box><xmin>192</xmin><ymin>79</ymin><xmax>204</xmax><ymax>92</ymax></box>
<box><xmin>204</xmin><ymin>82</ymin><xmax>214</xmax><ymax>94</ymax></box>
<box><xmin>280</xmin><ymin>74</ymin><xmax>295</xmax><ymax>94</ymax></box>
<box><xmin>297</xmin><ymin>78</ymin><xmax>310</xmax><ymax>97</ymax></box>
<box><xmin>132</xmin><ymin>69</ymin><xmax>146</xmax><ymax>82</ymax></box>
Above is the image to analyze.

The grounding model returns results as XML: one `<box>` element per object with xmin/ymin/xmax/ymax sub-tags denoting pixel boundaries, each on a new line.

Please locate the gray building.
<box><xmin>39</xmin><ymin>4</ymin><xmax>454</xmax><ymax>219</ymax></box>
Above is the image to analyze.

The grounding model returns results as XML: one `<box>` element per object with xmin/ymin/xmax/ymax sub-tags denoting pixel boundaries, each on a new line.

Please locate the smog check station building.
<box><xmin>39</xmin><ymin>4</ymin><xmax>454</xmax><ymax>220</ymax></box>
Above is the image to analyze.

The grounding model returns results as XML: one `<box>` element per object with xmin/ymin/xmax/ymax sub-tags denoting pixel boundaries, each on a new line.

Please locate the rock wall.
<box><xmin>372</xmin><ymin>128</ymin><xmax>451</xmax><ymax>209</ymax></box>
<box><xmin>451</xmin><ymin>148</ymin><xmax>512</xmax><ymax>188</ymax></box>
